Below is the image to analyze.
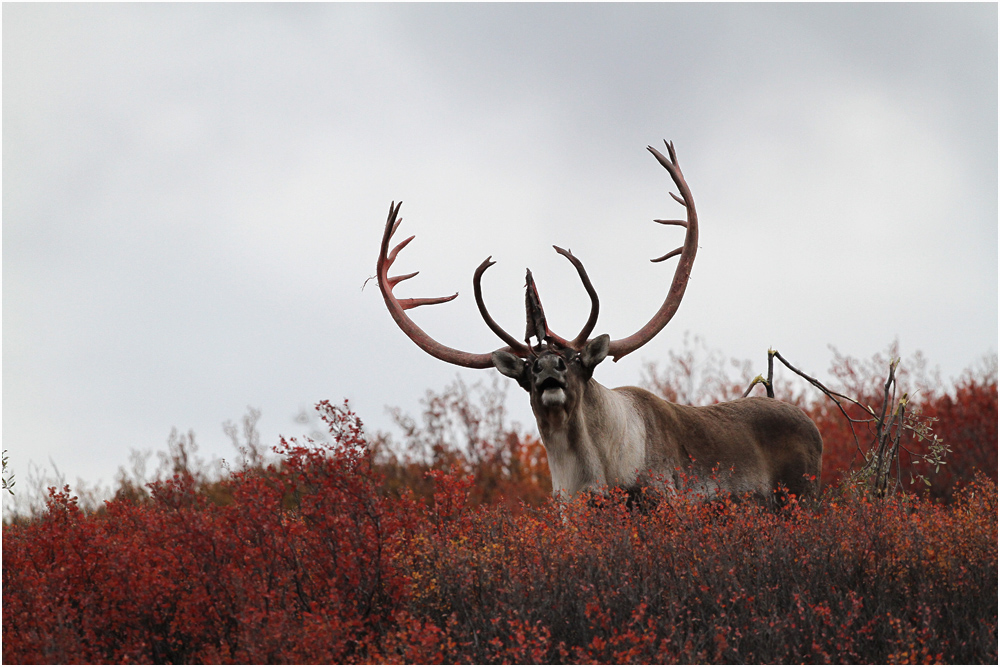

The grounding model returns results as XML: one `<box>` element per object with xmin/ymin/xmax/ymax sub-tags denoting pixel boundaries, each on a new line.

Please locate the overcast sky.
<box><xmin>3</xmin><ymin>3</ymin><xmax>997</xmax><ymax>497</ymax></box>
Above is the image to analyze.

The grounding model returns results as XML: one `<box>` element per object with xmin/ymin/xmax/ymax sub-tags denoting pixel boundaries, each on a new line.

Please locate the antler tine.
<box><xmin>473</xmin><ymin>258</ymin><xmax>533</xmax><ymax>356</ymax></box>
<box><xmin>377</xmin><ymin>202</ymin><xmax>508</xmax><ymax>368</ymax></box>
<box><xmin>607</xmin><ymin>141</ymin><xmax>699</xmax><ymax>362</ymax></box>
<box><xmin>552</xmin><ymin>245</ymin><xmax>601</xmax><ymax>348</ymax></box>
<box><xmin>650</xmin><ymin>247</ymin><xmax>683</xmax><ymax>264</ymax></box>
<box><xmin>380</xmin><ymin>203</ymin><xmax>458</xmax><ymax>309</ymax></box>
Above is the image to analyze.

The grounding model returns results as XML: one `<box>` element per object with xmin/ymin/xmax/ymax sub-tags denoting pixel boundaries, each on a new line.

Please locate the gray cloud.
<box><xmin>3</xmin><ymin>3</ymin><xmax>996</xmax><ymax>493</ymax></box>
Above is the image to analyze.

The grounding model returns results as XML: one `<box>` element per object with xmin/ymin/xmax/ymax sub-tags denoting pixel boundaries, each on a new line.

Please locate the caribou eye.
<box><xmin>533</xmin><ymin>360</ymin><xmax>543</xmax><ymax>373</ymax></box>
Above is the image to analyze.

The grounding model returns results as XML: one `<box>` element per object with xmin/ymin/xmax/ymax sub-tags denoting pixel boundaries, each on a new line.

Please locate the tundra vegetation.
<box><xmin>2</xmin><ymin>342</ymin><xmax>997</xmax><ymax>664</ymax></box>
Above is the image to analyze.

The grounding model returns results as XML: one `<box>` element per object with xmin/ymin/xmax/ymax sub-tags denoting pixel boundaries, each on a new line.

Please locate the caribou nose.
<box><xmin>535</xmin><ymin>367</ymin><xmax>567</xmax><ymax>390</ymax></box>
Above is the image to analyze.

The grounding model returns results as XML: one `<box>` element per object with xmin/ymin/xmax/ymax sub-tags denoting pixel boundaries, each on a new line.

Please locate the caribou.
<box><xmin>376</xmin><ymin>141</ymin><xmax>822</xmax><ymax>502</ymax></box>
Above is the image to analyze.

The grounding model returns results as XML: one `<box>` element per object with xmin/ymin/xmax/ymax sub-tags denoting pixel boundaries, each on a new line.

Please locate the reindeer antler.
<box><xmin>606</xmin><ymin>140</ymin><xmax>699</xmax><ymax>362</ymax></box>
<box><xmin>472</xmin><ymin>258</ymin><xmax>533</xmax><ymax>354</ymax></box>
<box><xmin>475</xmin><ymin>245</ymin><xmax>599</xmax><ymax>353</ymax></box>
<box><xmin>377</xmin><ymin>202</ymin><xmax>527</xmax><ymax>367</ymax></box>
<box><xmin>553</xmin><ymin>246</ymin><xmax>600</xmax><ymax>348</ymax></box>
<box><xmin>377</xmin><ymin>140</ymin><xmax>698</xmax><ymax>366</ymax></box>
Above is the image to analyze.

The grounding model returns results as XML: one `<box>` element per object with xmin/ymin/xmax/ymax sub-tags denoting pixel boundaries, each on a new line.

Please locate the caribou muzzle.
<box><xmin>533</xmin><ymin>354</ymin><xmax>570</xmax><ymax>406</ymax></box>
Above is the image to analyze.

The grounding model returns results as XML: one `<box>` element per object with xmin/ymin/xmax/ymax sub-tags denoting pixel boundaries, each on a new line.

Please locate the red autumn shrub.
<box><xmin>804</xmin><ymin>349</ymin><xmax>997</xmax><ymax>499</ymax></box>
<box><xmin>3</xmin><ymin>402</ymin><xmax>416</xmax><ymax>663</ymax></box>
<box><xmin>914</xmin><ymin>357</ymin><xmax>998</xmax><ymax>500</ymax></box>
<box><xmin>645</xmin><ymin>340</ymin><xmax>997</xmax><ymax>499</ymax></box>
<box><xmin>4</xmin><ymin>344</ymin><xmax>996</xmax><ymax>664</ymax></box>
<box><xmin>4</xmin><ymin>401</ymin><xmax>997</xmax><ymax>664</ymax></box>
<box><xmin>375</xmin><ymin>376</ymin><xmax>551</xmax><ymax>510</ymax></box>
<box><xmin>394</xmin><ymin>475</ymin><xmax>996</xmax><ymax>664</ymax></box>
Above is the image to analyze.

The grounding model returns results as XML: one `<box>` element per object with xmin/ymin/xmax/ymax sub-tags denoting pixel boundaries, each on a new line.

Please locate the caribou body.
<box><xmin>376</xmin><ymin>141</ymin><xmax>822</xmax><ymax>502</ymax></box>
<box><xmin>492</xmin><ymin>336</ymin><xmax>822</xmax><ymax>499</ymax></box>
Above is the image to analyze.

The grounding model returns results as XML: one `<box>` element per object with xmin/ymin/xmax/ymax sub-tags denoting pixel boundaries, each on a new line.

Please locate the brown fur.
<box><xmin>495</xmin><ymin>339</ymin><xmax>823</xmax><ymax>502</ymax></box>
<box><xmin>620</xmin><ymin>388</ymin><xmax>823</xmax><ymax>499</ymax></box>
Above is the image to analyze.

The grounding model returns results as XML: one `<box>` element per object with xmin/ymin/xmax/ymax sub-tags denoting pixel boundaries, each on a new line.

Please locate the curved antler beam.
<box><xmin>377</xmin><ymin>141</ymin><xmax>697</xmax><ymax>366</ymax></box>
<box><xmin>473</xmin><ymin>258</ymin><xmax>533</xmax><ymax>356</ymax></box>
<box><xmin>377</xmin><ymin>202</ymin><xmax>515</xmax><ymax>368</ymax></box>
<box><xmin>606</xmin><ymin>140</ymin><xmax>699</xmax><ymax>362</ymax></box>
<box><xmin>552</xmin><ymin>246</ymin><xmax>600</xmax><ymax>349</ymax></box>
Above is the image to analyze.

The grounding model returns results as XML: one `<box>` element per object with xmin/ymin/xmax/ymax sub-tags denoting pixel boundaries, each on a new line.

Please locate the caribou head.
<box><xmin>376</xmin><ymin>141</ymin><xmax>822</xmax><ymax>501</ymax></box>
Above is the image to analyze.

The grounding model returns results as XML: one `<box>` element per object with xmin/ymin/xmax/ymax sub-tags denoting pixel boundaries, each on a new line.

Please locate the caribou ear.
<box><xmin>580</xmin><ymin>334</ymin><xmax>611</xmax><ymax>374</ymax></box>
<box><xmin>492</xmin><ymin>350</ymin><xmax>531</xmax><ymax>391</ymax></box>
